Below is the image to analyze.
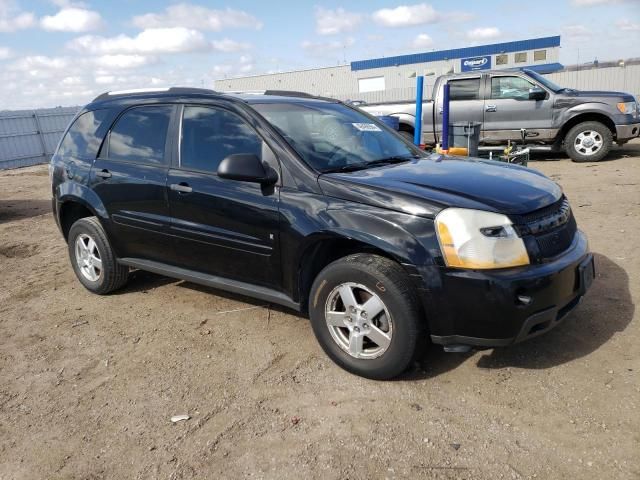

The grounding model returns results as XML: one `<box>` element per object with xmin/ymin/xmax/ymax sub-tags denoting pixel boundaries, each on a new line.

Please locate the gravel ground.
<box><xmin>0</xmin><ymin>142</ymin><xmax>639</xmax><ymax>480</ymax></box>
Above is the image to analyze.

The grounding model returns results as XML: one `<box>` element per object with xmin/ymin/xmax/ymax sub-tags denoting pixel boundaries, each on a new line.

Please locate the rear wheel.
<box><xmin>308</xmin><ymin>254</ymin><xmax>423</xmax><ymax>380</ymax></box>
<box><xmin>398</xmin><ymin>129</ymin><xmax>414</xmax><ymax>143</ymax></box>
<box><xmin>565</xmin><ymin>121</ymin><xmax>612</xmax><ymax>162</ymax></box>
<box><xmin>68</xmin><ymin>217</ymin><xmax>128</xmax><ymax>294</ymax></box>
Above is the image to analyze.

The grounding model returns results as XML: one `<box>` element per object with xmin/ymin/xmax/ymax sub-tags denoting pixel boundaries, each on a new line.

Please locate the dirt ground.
<box><xmin>1</xmin><ymin>141</ymin><xmax>639</xmax><ymax>480</ymax></box>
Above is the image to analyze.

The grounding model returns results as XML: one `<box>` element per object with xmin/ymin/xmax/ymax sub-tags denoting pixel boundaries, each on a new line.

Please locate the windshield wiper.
<box><xmin>321</xmin><ymin>155</ymin><xmax>418</xmax><ymax>174</ymax></box>
<box><xmin>364</xmin><ymin>155</ymin><xmax>418</xmax><ymax>168</ymax></box>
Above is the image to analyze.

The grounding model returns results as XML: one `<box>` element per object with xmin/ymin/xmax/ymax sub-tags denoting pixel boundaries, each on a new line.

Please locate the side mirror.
<box><xmin>217</xmin><ymin>154</ymin><xmax>278</xmax><ymax>185</ymax></box>
<box><xmin>529</xmin><ymin>87</ymin><xmax>547</xmax><ymax>101</ymax></box>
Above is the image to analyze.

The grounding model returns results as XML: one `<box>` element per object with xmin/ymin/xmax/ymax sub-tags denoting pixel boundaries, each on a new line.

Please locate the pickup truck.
<box><xmin>359</xmin><ymin>69</ymin><xmax>640</xmax><ymax>162</ymax></box>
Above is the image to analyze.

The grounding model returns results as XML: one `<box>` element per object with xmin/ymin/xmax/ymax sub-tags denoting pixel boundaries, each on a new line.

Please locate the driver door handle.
<box><xmin>485</xmin><ymin>104</ymin><xmax>497</xmax><ymax>112</ymax></box>
<box><xmin>95</xmin><ymin>169</ymin><xmax>112</xmax><ymax>179</ymax></box>
<box><xmin>170</xmin><ymin>182</ymin><xmax>192</xmax><ymax>194</ymax></box>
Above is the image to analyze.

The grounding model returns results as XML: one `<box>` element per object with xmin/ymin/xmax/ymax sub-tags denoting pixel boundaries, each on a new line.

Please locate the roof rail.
<box><xmin>263</xmin><ymin>90</ymin><xmax>316</xmax><ymax>98</ymax></box>
<box><xmin>92</xmin><ymin>86</ymin><xmax>218</xmax><ymax>102</ymax></box>
<box><xmin>224</xmin><ymin>89</ymin><xmax>317</xmax><ymax>99</ymax></box>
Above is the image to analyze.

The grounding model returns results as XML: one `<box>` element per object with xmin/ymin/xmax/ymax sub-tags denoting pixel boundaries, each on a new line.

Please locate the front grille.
<box><xmin>511</xmin><ymin>196</ymin><xmax>577</xmax><ymax>261</ymax></box>
<box><xmin>535</xmin><ymin>213</ymin><xmax>577</xmax><ymax>258</ymax></box>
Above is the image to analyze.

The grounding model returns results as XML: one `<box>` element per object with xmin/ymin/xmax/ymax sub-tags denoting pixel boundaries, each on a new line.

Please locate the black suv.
<box><xmin>51</xmin><ymin>87</ymin><xmax>594</xmax><ymax>379</ymax></box>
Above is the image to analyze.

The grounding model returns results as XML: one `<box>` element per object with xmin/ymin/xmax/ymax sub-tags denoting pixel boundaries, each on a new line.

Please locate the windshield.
<box><xmin>525</xmin><ymin>70</ymin><xmax>563</xmax><ymax>93</ymax></box>
<box><xmin>252</xmin><ymin>101</ymin><xmax>420</xmax><ymax>173</ymax></box>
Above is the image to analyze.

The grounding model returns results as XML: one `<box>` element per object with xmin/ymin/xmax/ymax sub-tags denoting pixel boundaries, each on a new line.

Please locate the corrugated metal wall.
<box><xmin>546</xmin><ymin>64</ymin><xmax>640</xmax><ymax>98</ymax></box>
<box><xmin>0</xmin><ymin>107</ymin><xmax>79</xmax><ymax>170</ymax></box>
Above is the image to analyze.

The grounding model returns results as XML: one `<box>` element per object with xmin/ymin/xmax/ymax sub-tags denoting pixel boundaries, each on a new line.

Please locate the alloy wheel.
<box><xmin>324</xmin><ymin>282</ymin><xmax>393</xmax><ymax>359</ymax></box>
<box><xmin>74</xmin><ymin>233</ymin><xmax>103</xmax><ymax>282</ymax></box>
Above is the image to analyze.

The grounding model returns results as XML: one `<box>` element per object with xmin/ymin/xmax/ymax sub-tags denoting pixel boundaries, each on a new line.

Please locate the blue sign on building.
<box><xmin>461</xmin><ymin>55</ymin><xmax>492</xmax><ymax>72</ymax></box>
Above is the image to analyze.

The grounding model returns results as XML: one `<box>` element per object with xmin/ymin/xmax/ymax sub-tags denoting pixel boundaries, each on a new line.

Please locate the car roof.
<box><xmin>87</xmin><ymin>87</ymin><xmax>338</xmax><ymax>109</ymax></box>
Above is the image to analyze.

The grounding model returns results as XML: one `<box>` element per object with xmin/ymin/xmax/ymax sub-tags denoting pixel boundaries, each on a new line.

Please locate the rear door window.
<box><xmin>448</xmin><ymin>78</ymin><xmax>481</xmax><ymax>101</ymax></box>
<box><xmin>105</xmin><ymin>105</ymin><xmax>173</xmax><ymax>165</ymax></box>
<box><xmin>58</xmin><ymin>109</ymin><xmax>109</xmax><ymax>159</ymax></box>
<box><xmin>180</xmin><ymin>106</ymin><xmax>262</xmax><ymax>173</ymax></box>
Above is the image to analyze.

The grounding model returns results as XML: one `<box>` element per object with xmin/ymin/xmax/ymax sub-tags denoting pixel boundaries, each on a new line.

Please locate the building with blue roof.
<box><xmin>215</xmin><ymin>36</ymin><xmax>564</xmax><ymax>102</ymax></box>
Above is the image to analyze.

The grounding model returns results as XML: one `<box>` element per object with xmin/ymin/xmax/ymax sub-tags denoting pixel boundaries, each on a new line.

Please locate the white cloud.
<box><xmin>301</xmin><ymin>37</ymin><xmax>355</xmax><ymax>55</ymax></box>
<box><xmin>67</xmin><ymin>28</ymin><xmax>248</xmax><ymax>55</ymax></box>
<box><xmin>412</xmin><ymin>33</ymin><xmax>433</xmax><ymax>49</ymax></box>
<box><xmin>211</xmin><ymin>55</ymin><xmax>254</xmax><ymax>77</ymax></box>
<box><xmin>61</xmin><ymin>75</ymin><xmax>84</xmax><ymax>86</ymax></box>
<box><xmin>0</xmin><ymin>0</ymin><xmax>35</xmax><ymax>32</ymax></box>
<box><xmin>372</xmin><ymin>4</ymin><xmax>439</xmax><ymax>27</ymax></box>
<box><xmin>315</xmin><ymin>6</ymin><xmax>362</xmax><ymax>35</ymax></box>
<box><xmin>211</xmin><ymin>38</ymin><xmax>251</xmax><ymax>53</ymax></box>
<box><xmin>0</xmin><ymin>46</ymin><xmax>12</xmax><ymax>59</ymax></box>
<box><xmin>466</xmin><ymin>27</ymin><xmax>501</xmax><ymax>42</ymax></box>
<box><xmin>563</xmin><ymin>24</ymin><xmax>592</xmax><ymax>40</ymax></box>
<box><xmin>40</xmin><ymin>6</ymin><xmax>103</xmax><ymax>32</ymax></box>
<box><xmin>132</xmin><ymin>3</ymin><xmax>262</xmax><ymax>31</ymax></box>
<box><xmin>616</xmin><ymin>19</ymin><xmax>640</xmax><ymax>31</ymax></box>
<box><xmin>97</xmin><ymin>55</ymin><xmax>158</xmax><ymax>69</ymax></box>
<box><xmin>570</xmin><ymin>0</ymin><xmax>628</xmax><ymax>5</ymax></box>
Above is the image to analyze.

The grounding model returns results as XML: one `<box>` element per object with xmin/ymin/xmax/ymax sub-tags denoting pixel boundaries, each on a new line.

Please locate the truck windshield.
<box><xmin>525</xmin><ymin>70</ymin><xmax>563</xmax><ymax>93</ymax></box>
<box><xmin>252</xmin><ymin>101</ymin><xmax>420</xmax><ymax>173</ymax></box>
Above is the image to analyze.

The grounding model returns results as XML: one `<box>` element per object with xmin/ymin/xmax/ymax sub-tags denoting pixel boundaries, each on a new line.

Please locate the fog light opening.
<box><xmin>516</xmin><ymin>294</ymin><xmax>533</xmax><ymax>306</ymax></box>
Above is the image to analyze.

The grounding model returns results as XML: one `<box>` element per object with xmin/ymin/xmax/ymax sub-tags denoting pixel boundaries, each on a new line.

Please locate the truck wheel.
<box><xmin>565</xmin><ymin>121</ymin><xmax>612</xmax><ymax>162</ymax></box>
<box><xmin>398</xmin><ymin>129</ymin><xmax>414</xmax><ymax>143</ymax></box>
<box><xmin>308</xmin><ymin>254</ymin><xmax>422</xmax><ymax>380</ymax></box>
<box><xmin>68</xmin><ymin>217</ymin><xmax>129</xmax><ymax>294</ymax></box>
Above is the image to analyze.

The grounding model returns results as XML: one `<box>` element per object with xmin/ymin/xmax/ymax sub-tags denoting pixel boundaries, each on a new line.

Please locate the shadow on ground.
<box><xmin>0</xmin><ymin>199</ymin><xmax>52</xmax><ymax>222</ymax></box>
<box><xmin>114</xmin><ymin>252</ymin><xmax>632</xmax><ymax>380</ymax></box>
<box><xmin>529</xmin><ymin>144</ymin><xmax>640</xmax><ymax>163</ymax></box>
<box><xmin>404</xmin><ymin>253</ymin><xmax>633</xmax><ymax>379</ymax></box>
<box><xmin>116</xmin><ymin>268</ymin><xmax>301</xmax><ymax>318</ymax></box>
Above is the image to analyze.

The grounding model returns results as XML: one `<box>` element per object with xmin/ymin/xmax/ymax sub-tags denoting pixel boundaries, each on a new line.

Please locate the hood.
<box><xmin>561</xmin><ymin>89</ymin><xmax>635</xmax><ymax>102</ymax></box>
<box><xmin>318</xmin><ymin>155</ymin><xmax>562</xmax><ymax>217</ymax></box>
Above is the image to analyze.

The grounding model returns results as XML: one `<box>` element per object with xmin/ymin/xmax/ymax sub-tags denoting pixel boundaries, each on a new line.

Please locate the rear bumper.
<box><xmin>426</xmin><ymin>231</ymin><xmax>593</xmax><ymax>348</ymax></box>
<box><xmin>615</xmin><ymin>122</ymin><xmax>640</xmax><ymax>141</ymax></box>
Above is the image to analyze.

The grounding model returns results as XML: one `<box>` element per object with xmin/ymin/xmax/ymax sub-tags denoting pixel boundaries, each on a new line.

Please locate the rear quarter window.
<box><xmin>58</xmin><ymin>109</ymin><xmax>109</xmax><ymax>159</ymax></box>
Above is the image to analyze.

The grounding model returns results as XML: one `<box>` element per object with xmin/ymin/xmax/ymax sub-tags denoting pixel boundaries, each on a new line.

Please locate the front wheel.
<box><xmin>564</xmin><ymin>121</ymin><xmax>612</xmax><ymax>162</ymax></box>
<box><xmin>308</xmin><ymin>254</ymin><xmax>423</xmax><ymax>380</ymax></box>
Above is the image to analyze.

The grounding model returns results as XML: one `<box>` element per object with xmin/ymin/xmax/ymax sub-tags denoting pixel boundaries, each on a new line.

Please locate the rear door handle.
<box><xmin>438</xmin><ymin>107</ymin><xmax>444</xmax><ymax>114</ymax></box>
<box><xmin>485</xmin><ymin>104</ymin><xmax>497</xmax><ymax>112</ymax></box>
<box><xmin>95</xmin><ymin>169</ymin><xmax>112</xmax><ymax>179</ymax></box>
<box><xmin>170</xmin><ymin>183</ymin><xmax>193</xmax><ymax>194</ymax></box>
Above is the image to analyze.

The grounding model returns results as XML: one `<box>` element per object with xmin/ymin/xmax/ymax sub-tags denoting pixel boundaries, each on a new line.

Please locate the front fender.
<box><xmin>554</xmin><ymin>101</ymin><xmax>617</xmax><ymax>127</ymax></box>
<box><xmin>317</xmin><ymin>207</ymin><xmax>434</xmax><ymax>266</ymax></box>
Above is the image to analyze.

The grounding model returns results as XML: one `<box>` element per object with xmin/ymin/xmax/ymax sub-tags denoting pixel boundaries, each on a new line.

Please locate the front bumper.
<box><xmin>615</xmin><ymin>122</ymin><xmax>640</xmax><ymax>141</ymax></box>
<box><xmin>426</xmin><ymin>231</ymin><xmax>593</xmax><ymax>348</ymax></box>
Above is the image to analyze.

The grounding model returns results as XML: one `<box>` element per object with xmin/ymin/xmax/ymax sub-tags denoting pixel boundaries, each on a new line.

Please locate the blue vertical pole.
<box><xmin>441</xmin><ymin>82</ymin><xmax>450</xmax><ymax>152</ymax></box>
<box><xmin>413</xmin><ymin>75</ymin><xmax>424</xmax><ymax>146</ymax></box>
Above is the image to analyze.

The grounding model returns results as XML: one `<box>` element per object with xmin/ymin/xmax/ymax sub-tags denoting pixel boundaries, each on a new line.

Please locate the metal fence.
<box><xmin>0</xmin><ymin>107</ymin><xmax>79</xmax><ymax>170</ymax></box>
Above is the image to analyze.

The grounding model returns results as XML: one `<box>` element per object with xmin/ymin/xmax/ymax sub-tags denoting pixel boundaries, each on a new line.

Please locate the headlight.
<box><xmin>435</xmin><ymin>208</ymin><xmax>530</xmax><ymax>269</ymax></box>
<box><xmin>616</xmin><ymin>101</ymin><xmax>636</xmax><ymax>114</ymax></box>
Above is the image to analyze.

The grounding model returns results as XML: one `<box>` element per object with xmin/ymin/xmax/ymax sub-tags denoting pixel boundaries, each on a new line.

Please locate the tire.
<box><xmin>564</xmin><ymin>121</ymin><xmax>612</xmax><ymax>162</ymax></box>
<box><xmin>68</xmin><ymin>216</ymin><xmax>128</xmax><ymax>294</ymax></box>
<box><xmin>398</xmin><ymin>129</ymin><xmax>414</xmax><ymax>143</ymax></box>
<box><xmin>308</xmin><ymin>254</ymin><xmax>423</xmax><ymax>380</ymax></box>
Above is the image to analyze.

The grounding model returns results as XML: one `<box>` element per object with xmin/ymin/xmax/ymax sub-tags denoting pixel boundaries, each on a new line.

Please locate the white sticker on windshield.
<box><xmin>352</xmin><ymin>123</ymin><xmax>382</xmax><ymax>132</ymax></box>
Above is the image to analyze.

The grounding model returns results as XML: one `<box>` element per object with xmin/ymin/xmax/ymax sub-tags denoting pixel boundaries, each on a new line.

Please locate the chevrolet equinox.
<box><xmin>51</xmin><ymin>87</ymin><xmax>594</xmax><ymax>379</ymax></box>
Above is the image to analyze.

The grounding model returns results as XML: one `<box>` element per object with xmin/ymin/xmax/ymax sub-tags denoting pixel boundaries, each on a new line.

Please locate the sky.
<box><xmin>0</xmin><ymin>0</ymin><xmax>639</xmax><ymax>109</ymax></box>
